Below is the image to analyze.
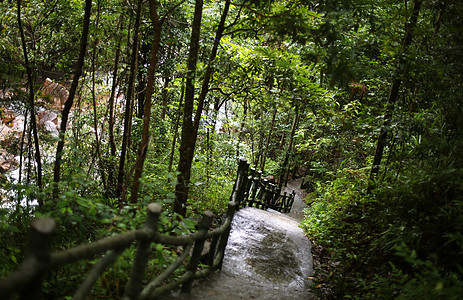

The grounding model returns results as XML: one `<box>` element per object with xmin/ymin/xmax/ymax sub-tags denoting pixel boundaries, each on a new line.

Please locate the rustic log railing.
<box><xmin>0</xmin><ymin>200</ymin><xmax>236</xmax><ymax>300</ymax></box>
<box><xmin>233</xmin><ymin>158</ymin><xmax>296</xmax><ymax>213</ymax></box>
<box><xmin>0</xmin><ymin>201</ymin><xmax>237</xmax><ymax>300</ymax></box>
<box><xmin>0</xmin><ymin>158</ymin><xmax>294</xmax><ymax>299</ymax></box>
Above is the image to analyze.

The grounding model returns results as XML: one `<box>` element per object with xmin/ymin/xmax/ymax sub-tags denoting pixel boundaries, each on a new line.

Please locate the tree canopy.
<box><xmin>1</xmin><ymin>0</ymin><xmax>462</xmax><ymax>298</ymax></box>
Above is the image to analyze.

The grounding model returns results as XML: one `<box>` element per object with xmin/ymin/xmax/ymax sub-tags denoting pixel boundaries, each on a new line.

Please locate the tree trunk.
<box><xmin>174</xmin><ymin>0</ymin><xmax>231</xmax><ymax>216</ymax></box>
<box><xmin>206</xmin><ymin>97</ymin><xmax>225</xmax><ymax>179</ymax></box>
<box><xmin>280</xmin><ymin>105</ymin><xmax>300</xmax><ymax>189</ymax></box>
<box><xmin>18</xmin><ymin>110</ymin><xmax>28</xmax><ymax>186</ymax></box>
<box><xmin>17</xmin><ymin>0</ymin><xmax>42</xmax><ymax>199</ymax></box>
<box><xmin>261</xmin><ymin>106</ymin><xmax>277</xmax><ymax>172</ymax></box>
<box><xmin>173</xmin><ymin>0</ymin><xmax>204</xmax><ymax>215</ymax></box>
<box><xmin>160</xmin><ymin>75</ymin><xmax>171</xmax><ymax>120</ymax></box>
<box><xmin>90</xmin><ymin>0</ymin><xmax>108</xmax><ymax>194</ymax></box>
<box><xmin>128</xmin><ymin>0</ymin><xmax>164</xmax><ymax>204</ymax></box>
<box><xmin>116</xmin><ymin>0</ymin><xmax>142</xmax><ymax>198</ymax></box>
<box><xmin>256</xmin><ymin>112</ymin><xmax>265</xmax><ymax>168</ymax></box>
<box><xmin>368</xmin><ymin>0</ymin><xmax>423</xmax><ymax>192</ymax></box>
<box><xmin>53</xmin><ymin>0</ymin><xmax>92</xmax><ymax>199</ymax></box>
<box><xmin>168</xmin><ymin>78</ymin><xmax>185</xmax><ymax>175</ymax></box>
<box><xmin>136</xmin><ymin>40</ymin><xmax>150</xmax><ymax>120</ymax></box>
<box><xmin>106</xmin><ymin>19</ymin><xmax>123</xmax><ymax>197</ymax></box>
<box><xmin>236</xmin><ymin>99</ymin><xmax>247</xmax><ymax>158</ymax></box>
<box><xmin>108</xmin><ymin>18</ymin><xmax>123</xmax><ymax>158</ymax></box>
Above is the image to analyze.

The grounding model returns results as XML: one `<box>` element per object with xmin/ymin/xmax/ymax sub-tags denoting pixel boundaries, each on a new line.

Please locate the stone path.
<box><xmin>283</xmin><ymin>178</ymin><xmax>307</xmax><ymax>222</ymax></box>
<box><xmin>165</xmin><ymin>179</ymin><xmax>313</xmax><ymax>299</ymax></box>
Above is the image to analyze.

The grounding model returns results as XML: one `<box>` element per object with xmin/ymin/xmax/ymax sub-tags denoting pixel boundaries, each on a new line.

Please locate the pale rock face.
<box><xmin>0</xmin><ymin>78</ymin><xmax>68</xmax><ymax>175</ymax></box>
<box><xmin>41</xmin><ymin>78</ymin><xmax>69</xmax><ymax>110</ymax></box>
<box><xmin>43</xmin><ymin>120</ymin><xmax>59</xmax><ymax>137</ymax></box>
<box><xmin>10</xmin><ymin>115</ymin><xmax>25</xmax><ymax>132</ymax></box>
<box><xmin>0</xmin><ymin>120</ymin><xmax>11</xmax><ymax>137</ymax></box>
<box><xmin>0</xmin><ymin>149</ymin><xmax>17</xmax><ymax>174</ymax></box>
<box><xmin>0</xmin><ymin>107</ymin><xmax>15</xmax><ymax>124</ymax></box>
<box><xmin>0</xmin><ymin>113</ymin><xmax>23</xmax><ymax>164</ymax></box>
<box><xmin>38</xmin><ymin>111</ymin><xmax>58</xmax><ymax>126</ymax></box>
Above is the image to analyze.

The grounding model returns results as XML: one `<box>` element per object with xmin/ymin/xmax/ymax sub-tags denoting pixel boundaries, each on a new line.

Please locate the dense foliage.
<box><xmin>298</xmin><ymin>0</ymin><xmax>463</xmax><ymax>298</ymax></box>
<box><xmin>1</xmin><ymin>0</ymin><xmax>462</xmax><ymax>298</ymax></box>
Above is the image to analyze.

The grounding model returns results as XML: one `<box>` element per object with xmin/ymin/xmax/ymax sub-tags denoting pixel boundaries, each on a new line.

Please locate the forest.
<box><xmin>1</xmin><ymin>0</ymin><xmax>462</xmax><ymax>298</ymax></box>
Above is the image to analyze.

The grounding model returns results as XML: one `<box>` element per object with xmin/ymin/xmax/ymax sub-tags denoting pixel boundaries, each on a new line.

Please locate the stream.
<box><xmin>167</xmin><ymin>178</ymin><xmax>314</xmax><ymax>299</ymax></box>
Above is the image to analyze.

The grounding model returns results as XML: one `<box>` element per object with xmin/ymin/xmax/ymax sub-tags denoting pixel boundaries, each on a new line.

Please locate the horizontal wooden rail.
<box><xmin>233</xmin><ymin>158</ymin><xmax>296</xmax><ymax>213</ymax></box>
<box><xmin>0</xmin><ymin>158</ymin><xmax>289</xmax><ymax>299</ymax></box>
<box><xmin>0</xmin><ymin>199</ymin><xmax>237</xmax><ymax>300</ymax></box>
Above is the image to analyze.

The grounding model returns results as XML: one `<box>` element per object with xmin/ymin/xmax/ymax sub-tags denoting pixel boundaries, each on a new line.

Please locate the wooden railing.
<box><xmin>0</xmin><ymin>158</ymin><xmax>294</xmax><ymax>299</ymax></box>
<box><xmin>233</xmin><ymin>158</ymin><xmax>296</xmax><ymax>213</ymax></box>
<box><xmin>0</xmin><ymin>201</ymin><xmax>236</xmax><ymax>300</ymax></box>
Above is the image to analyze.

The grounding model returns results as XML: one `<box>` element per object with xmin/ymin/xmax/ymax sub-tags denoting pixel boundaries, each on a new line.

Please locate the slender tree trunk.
<box><xmin>236</xmin><ymin>99</ymin><xmax>247</xmax><ymax>158</ymax></box>
<box><xmin>18</xmin><ymin>109</ymin><xmax>28</xmax><ymax>186</ymax></box>
<box><xmin>368</xmin><ymin>0</ymin><xmax>423</xmax><ymax>192</ymax></box>
<box><xmin>261</xmin><ymin>106</ymin><xmax>277</xmax><ymax>172</ymax></box>
<box><xmin>160</xmin><ymin>75</ymin><xmax>171</xmax><ymax>120</ymax></box>
<box><xmin>109</xmin><ymin>18</ymin><xmax>123</xmax><ymax>158</ymax></box>
<box><xmin>280</xmin><ymin>105</ymin><xmax>300</xmax><ymax>189</ymax></box>
<box><xmin>251</xmin><ymin>114</ymin><xmax>259</xmax><ymax>166</ymax></box>
<box><xmin>117</xmin><ymin>0</ymin><xmax>142</xmax><ymax>198</ymax></box>
<box><xmin>206</xmin><ymin>97</ymin><xmax>224</xmax><ymax>179</ymax></box>
<box><xmin>168</xmin><ymin>78</ymin><xmax>185</xmax><ymax>175</ymax></box>
<box><xmin>106</xmin><ymin>19</ymin><xmax>123</xmax><ymax>197</ymax></box>
<box><xmin>192</xmin><ymin>0</ymin><xmax>230</xmax><ymax>135</ymax></box>
<box><xmin>174</xmin><ymin>0</ymin><xmax>231</xmax><ymax>215</ymax></box>
<box><xmin>17</xmin><ymin>0</ymin><xmax>42</xmax><ymax>199</ymax></box>
<box><xmin>128</xmin><ymin>0</ymin><xmax>163</xmax><ymax>204</ymax></box>
<box><xmin>53</xmin><ymin>0</ymin><xmax>92</xmax><ymax>199</ymax></box>
<box><xmin>256</xmin><ymin>113</ymin><xmax>265</xmax><ymax>167</ymax></box>
<box><xmin>174</xmin><ymin>0</ymin><xmax>205</xmax><ymax>215</ymax></box>
<box><xmin>90</xmin><ymin>0</ymin><xmax>108</xmax><ymax>194</ymax></box>
<box><xmin>136</xmin><ymin>41</ymin><xmax>150</xmax><ymax>120</ymax></box>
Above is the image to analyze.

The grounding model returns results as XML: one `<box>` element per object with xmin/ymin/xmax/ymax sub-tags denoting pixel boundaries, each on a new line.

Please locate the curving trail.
<box><xmin>166</xmin><ymin>179</ymin><xmax>313</xmax><ymax>299</ymax></box>
<box><xmin>283</xmin><ymin>178</ymin><xmax>307</xmax><ymax>222</ymax></box>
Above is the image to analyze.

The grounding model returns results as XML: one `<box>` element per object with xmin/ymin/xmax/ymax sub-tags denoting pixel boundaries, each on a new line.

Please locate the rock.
<box><xmin>39</xmin><ymin>78</ymin><xmax>69</xmax><ymax>110</ymax></box>
<box><xmin>0</xmin><ymin>107</ymin><xmax>15</xmax><ymax>125</ymax></box>
<box><xmin>9</xmin><ymin>115</ymin><xmax>25</xmax><ymax>132</ymax></box>
<box><xmin>166</xmin><ymin>206</ymin><xmax>314</xmax><ymax>300</ymax></box>
<box><xmin>223</xmin><ymin>208</ymin><xmax>313</xmax><ymax>292</ymax></box>
<box><xmin>38</xmin><ymin>111</ymin><xmax>58</xmax><ymax>126</ymax></box>
<box><xmin>0</xmin><ymin>115</ymin><xmax>24</xmax><ymax>155</ymax></box>
<box><xmin>0</xmin><ymin>149</ymin><xmax>17</xmax><ymax>174</ymax></box>
<box><xmin>43</xmin><ymin>120</ymin><xmax>59</xmax><ymax>137</ymax></box>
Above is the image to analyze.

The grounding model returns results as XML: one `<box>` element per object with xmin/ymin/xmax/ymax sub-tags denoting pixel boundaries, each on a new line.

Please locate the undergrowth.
<box><xmin>301</xmin><ymin>163</ymin><xmax>463</xmax><ymax>299</ymax></box>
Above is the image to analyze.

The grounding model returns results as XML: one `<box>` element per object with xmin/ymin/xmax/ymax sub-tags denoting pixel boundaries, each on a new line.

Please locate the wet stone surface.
<box><xmin>223</xmin><ymin>208</ymin><xmax>312</xmax><ymax>292</ymax></box>
<box><xmin>246</xmin><ymin>231</ymin><xmax>300</xmax><ymax>284</ymax></box>
<box><xmin>166</xmin><ymin>188</ymin><xmax>314</xmax><ymax>299</ymax></box>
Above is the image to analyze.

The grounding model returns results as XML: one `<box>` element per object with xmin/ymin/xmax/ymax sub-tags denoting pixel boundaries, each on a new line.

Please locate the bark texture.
<box><xmin>368</xmin><ymin>0</ymin><xmax>423</xmax><ymax>191</ymax></box>
<box><xmin>53</xmin><ymin>0</ymin><xmax>92</xmax><ymax>199</ymax></box>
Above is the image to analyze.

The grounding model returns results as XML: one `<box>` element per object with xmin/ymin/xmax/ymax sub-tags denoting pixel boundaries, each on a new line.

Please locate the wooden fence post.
<box><xmin>231</xmin><ymin>158</ymin><xmax>249</xmax><ymax>208</ymax></box>
<box><xmin>207</xmin><ymin>235</ymin><xmax>220</xmax><ymax>268</ymax></box>
<box><xmin>123</xmin><ymin>203</ymin><xmax>162</xmax><ymax>300</ymax></box>
<box><xmin>20</xmin><ymin>218</ymin><xmax>56</xmax><ymax>300</ymax></box>
<box><xmin>242</xmin><ymin>167</ymin><xmax>255</xmax><ymax>207</ymax></box>
<box><xmin>237</xmin><ymin>160</ymin><xmax>249</xmax><ymax>207</ymax></box>
<box><xmin>181</xmin><ymin>211</ymin><xmax>214</xmax><ymax>294</ymax></box>
<box><xmin>287</xmin><ymin>191</ymin><xmax>296</xmax><ymax>213</ymax></box>
<box><xmin>217</xmin><ymin>201</ymin><xmax>236</xmax><ymax>270</ymax></box>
